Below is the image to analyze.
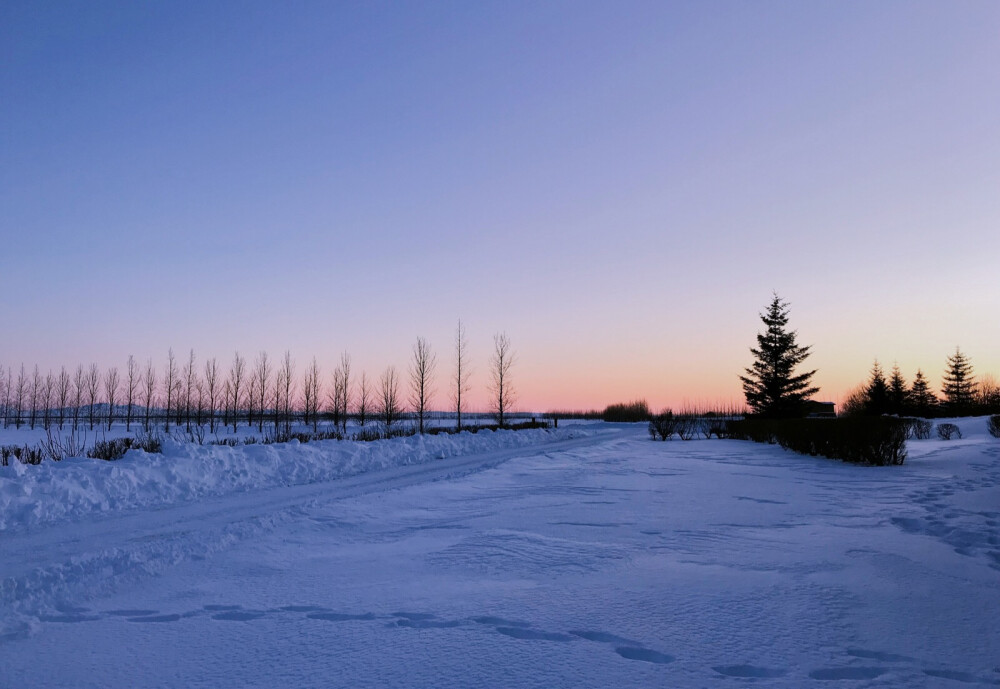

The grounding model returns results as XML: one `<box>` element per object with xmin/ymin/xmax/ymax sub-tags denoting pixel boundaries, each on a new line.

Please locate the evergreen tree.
<box><xmin>739</xmin><ymin>294</ymin><xmax>819</xmax><ymax>418</ymax></box>
<box><xmin>909</xmin><ymin>369</ymin><xmax>937</xmax><ymax>416</ymax></box>
<box><xmin>864</xmin><ymin>360</ymin><xmax>890</xmax><ymax>416</ymax></box>
<box><xmin>888</xmin><ymin>364</ymin><xmax>908</xmax><ymax>415</ymax></box>
<box><xmin>942</xmin><ymin>347</ymin><xmax>976</xmax><ymax>412</ymax></box>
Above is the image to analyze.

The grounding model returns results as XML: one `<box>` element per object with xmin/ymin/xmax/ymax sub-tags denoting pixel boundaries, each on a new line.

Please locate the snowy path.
<box><xmin>2</xmin><ymin>422</ymin><xmax>999</xmax><ymax>688</ymax></box>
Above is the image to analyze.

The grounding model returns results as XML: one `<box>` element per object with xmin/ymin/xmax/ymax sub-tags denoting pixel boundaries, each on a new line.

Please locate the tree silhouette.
<box><xmin>909</xmin><ymin>369</ymin><xmax>937</xmax><ymax>416</ymax></box>
<box><xmin>942</xmin><ymin>347</ymin><xmax>976</xmax><ymax>412</ymax></box>
<box><xmin>739</xmin><ymin>294</ymin><xmax>818</xmax><ymax>418</ymax></box>
<box><xmin>489</xmin><ymin>333</ymin><xmax>516</xmax><ymax>426</ymax></box>
<box><xmin>864</xmin><ymin>361</ymin><xmax>889</xmax><ymax>416</ymax></box>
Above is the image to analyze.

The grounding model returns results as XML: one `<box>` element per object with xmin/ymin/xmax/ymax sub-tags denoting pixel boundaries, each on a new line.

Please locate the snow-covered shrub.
<box><xmin>936</xmin><ymin>423</ymin><xmax>961</xmax><ymax>440</ymax></box>
<box><xmin>988</xmin><ymin>415</ymin><xmax>1000</xmax><ymax>439</ymax></box>
<box><xmin>3</xmin><ymin>445</ymin><xmax>45</xmax><ymax>465</ymax></box>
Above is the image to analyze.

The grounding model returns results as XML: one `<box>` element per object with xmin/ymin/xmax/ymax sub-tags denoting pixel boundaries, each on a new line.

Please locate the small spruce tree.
<box><xmin>864</xmin><ymin>361</ymin><xmax>890</xmax><ymax>416</ymax></box>
<box><xmin>739</xmin><ymin>294</ymin><xmax>819</xmax><ymax>418</ymax></box>
<box><xmin>888</xmin><ymin>364</ymin><xmax>908</xmax><ymax>416</ymax></box>
<box><xmin>909</xmin><ymin>369</ymin><xmax>937</xmax><ymax>416</ymax></box>
<box><xmin>942</xmin><ymin>348</ymin><xmax>976</xmax><ymax>412</ymax></box>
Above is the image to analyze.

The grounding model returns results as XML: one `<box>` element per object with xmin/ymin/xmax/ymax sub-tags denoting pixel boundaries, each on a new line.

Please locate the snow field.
<box><xmin>0</xmin><ymin>417</ymin><xmax>997</xmax><ymax>687</ymax></box>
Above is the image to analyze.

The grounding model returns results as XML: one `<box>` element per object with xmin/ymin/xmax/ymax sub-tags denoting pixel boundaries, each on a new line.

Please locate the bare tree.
<box><xmin>86</xmin><ymin>363</ymin><xmax>100</xmax><ymax>430</ymax></box>
<box><xmin>29</xmin><ymin>365</ymin><xmax>42</xmax><ymax>430</ymax></box>
<box><xmin>303</xmin><ymin>357</ymin><xmax>321</xmax><ymax>432</ymax></box>
<box><xmin>72</xmin><ymin>364</ymin><xmax>85</xmax><ymax>430</ymax></box>
<box><xmin>204</xmin><ymin>358</ymin><xmax>219</xmax><ymax>433</ymax></box>
<box><xmin>222</xmin><ymin>379</ymin><xmax>232</xmax><ymax>431</ymax></box>
<box><xmin>183</xmin><ymin>349</ymin><xmax>197</xmax><ymax>432</ymax></box>
<box><xmin>1</xmin><ymin>366</ymin><xmax>10</xmax><ymax>428</ymax></box>
<box><xmin>355</xmin><ymin>371</ymin><xmax>371</xmax><ymax>428</ymax></box>
<box><xmin>41</xmin><ymin>371</ymin><xmax>54</xmax><ymax>430</ymax></box>
<box><xmin>253</xmin><ymin>351</ymin><xmax>271</xmax><ymax>433</ymax></box>
<box><xmin>330</xmin><ymin>353</ymin><xmax>352</xmax><ymax>433</ymax></box>
<box><xmin>125</xmin><ymin>355</ymin><xmax>138</xmax><ymax>432</ymax></box>
<box><xmin>228</xmin><ymin>352</ymin><xmax>246</xmax><ymax>432</ymax></box>
<box><xmin>489</xmin><ymin>333</ymin><xmax>516</xmax><ymax>427</ymax></box>
<box><xmin>453</xmin><ymin>319</ymin><xmax>471</xmax><ymax>431</ymax></box>
<box><xmin>195</xmin><ymin>377</ymin><xmax>205</xmax><ymax>429</ymax></box>
<box><xmin>409</xmin><ymin>337</ymin><xmax>437</xmax><ymax>434</ymax></box>
<box><xmin>276</xmin><ymin>351</ymin><xmax>294</xmax><ymax>435</ymax></box>
<box><xmin>142</xmin><ymin>359</ymin><xmax>157</xmax><ymax>432</ymax></box>
<box><xmin>105</xmin><ymin>366</ymin><xmax>120</xmax><ymax>430</ymax></box>
<box><xmin>56</xmin><ymin>366</ymin><xmax>71</xmax><ymax>430</ymax></box>
<box><xmin>378</xmin><ymin>366</ymin><xmax>401</xmax><ymax>436</ymax></box>
<box><xmin>13</xmin><ymin>365</ymin><xmax>27</xmax><ymax>429</ymax></box>
<box><xmin>164</xmin><ymin>349</ymin><xmax>177</xmax><ymax>433</ymax></box>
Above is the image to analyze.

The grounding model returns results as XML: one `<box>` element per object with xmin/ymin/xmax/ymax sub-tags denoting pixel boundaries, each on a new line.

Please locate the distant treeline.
<box><xmin>0</xmin><ymin>325</ymin><xmax>525</xmax><ymax>436</ymax></box>
<box><xmin>841</xmin><ymin>349</ymin><xmax>1000</xmax><ymax>418</ymax></box>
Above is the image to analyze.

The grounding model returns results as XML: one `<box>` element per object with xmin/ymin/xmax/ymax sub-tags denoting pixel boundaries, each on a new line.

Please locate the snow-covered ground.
<box><xmin>1</xmin><ymin>418</ymin><xmax>998</xmax><ymax>687</ymax></box>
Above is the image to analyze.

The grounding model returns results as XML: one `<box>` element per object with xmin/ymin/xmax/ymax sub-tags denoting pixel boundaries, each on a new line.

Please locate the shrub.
<box><xmin>675</xmin><ymin>416</ymin><xmax>698</xmax><ymax>441</ymax></box>
<box><xmin>726</xmin><ymin>417</ymin><xmax>907</xmax><ymax>466</ymax></box>
<box><xmin>135</xmin><ymin>431</ymin><xmax>163</xmax><ymax>453</ymax></box>
<box><xmin>936</xmin><ymin>423</ymin><xmax>961</xmax><ymax>440</ymax></box>
<box><xmin>905</xmin><ymin>418</ymin><xmax>933</xmax><ymax>440</ymax></box>
<box><xmin>603</xmin><ymin>400</ymin><xmax>651</xmax><ymax>423</ymax></box>
<box><xmin>88</xmin><ymin>437</ymin><xmax>134</xmax><ymax>461</ymax></box>
<box><xmin>648</xmin><ymin>411</ymin><xmax>676</xmax><ymax>441</ymax></box>
<box><xmin>989</xmin><ymin>415</ymin><xmax>1000</xmax><ymax>439</ymax></box>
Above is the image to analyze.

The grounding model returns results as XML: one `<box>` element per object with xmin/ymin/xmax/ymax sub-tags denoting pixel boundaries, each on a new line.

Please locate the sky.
<box><xmin>2</xmin><ymin>1</ymin><xmax>999</xmax><ymax>413</ymax></box>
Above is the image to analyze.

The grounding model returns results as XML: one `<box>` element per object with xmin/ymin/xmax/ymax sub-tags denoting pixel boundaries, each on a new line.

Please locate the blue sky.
<box><xmin>3</xmin><ymin>1</ymin><xmax>999</xmax><ymax>410</ymax></box>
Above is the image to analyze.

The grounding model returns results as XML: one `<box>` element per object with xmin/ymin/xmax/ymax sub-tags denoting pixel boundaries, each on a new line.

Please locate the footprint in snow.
<box><xmin>308</xmin><ymin>612</ymin><xmax>377</xmax><ymax>622</ymax></box>
<box><xmin>808</xmin><ymin>667</ymin><xmax>886</xmax><ymax>680</ymax></box>
<box><xmin>105</xmin><ymin>609</ymin><xmax>160</xmax><ymax>617</ymax></box>
<box><xmin>615</xmin><ymin>647</ymin><xmax>675</xmax><ymax>664</ymax></box>
<box><xmin>845</xmin><ymin>648</ymin><xmax>913</xmax><ymax>663</ymax></box>
<box><xmin>495</xmin><ymin>627</ymin><xmax>575</xmax><ymax>642</ymax></box>
<box><xmin>127</xmin><ymin>614</ymin><xmax>182</xmax><ymax>623</ymax></box>
<box><xmin>212</xmin><ymin>611</ymin><xmax>266</xmax><ymax>621</ymax></box>
<box><xmin>38</xmin><ymin>614</ymin><xmax>103</xmax><ymax>623</ymax></box>
<box><xmin>713</xmin><ymin>664</ymin><xmax>786</xmax><ymax>678</ymax></box>
<box><xmin>569</xmin><ymin>630</ymin><xmax>643</xmax><ymax>646</ymax></box>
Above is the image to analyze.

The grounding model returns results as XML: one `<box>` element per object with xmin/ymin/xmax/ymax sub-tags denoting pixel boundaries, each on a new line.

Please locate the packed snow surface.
<box><xmin>1</xmin><ymin>418</ymin><xmax>998</xmax><ymax>687</ymax></box>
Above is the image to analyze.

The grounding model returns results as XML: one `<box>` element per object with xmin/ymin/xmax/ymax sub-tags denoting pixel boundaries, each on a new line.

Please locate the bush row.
<box><xmin>725</xmin><ymin>417</ymin><xmax>908</xmax><ymax>466</ymax></box>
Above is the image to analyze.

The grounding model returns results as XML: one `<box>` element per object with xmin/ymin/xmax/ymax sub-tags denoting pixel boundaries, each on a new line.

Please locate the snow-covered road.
<box><xmin>2</xmin><ymin>421</ymin><xmax>998</xmax><ymax>687</ymax></box>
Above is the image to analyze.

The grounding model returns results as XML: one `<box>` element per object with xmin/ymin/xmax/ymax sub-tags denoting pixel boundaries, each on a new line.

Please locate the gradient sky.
<box><xmin>3</xmin><ymin>1</ymin><xmax>999</xmax><ymax>412</ymax></box>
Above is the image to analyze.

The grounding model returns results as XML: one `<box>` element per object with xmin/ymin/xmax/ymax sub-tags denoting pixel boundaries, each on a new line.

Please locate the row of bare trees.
<box><xmin>0</xmin><ymin>324</ymin><xmax>517</xmax><ymax>436</ymax></box>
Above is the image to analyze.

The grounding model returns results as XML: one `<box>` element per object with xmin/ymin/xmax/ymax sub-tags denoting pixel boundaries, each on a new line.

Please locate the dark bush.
<box><xmin>987</xmin><ymin>415</ymin><xmax>1000</xmax><ymax>439</ymax></box>
<box><xmin>648</xmin><ymin>412</ymin><xmax>676</xmax><ymax>441</ymax></box>
<box><xmin>675</xmin><ymin>416</ymin><xmax>698</xmax><ymax>441</ymax></box>
<box><xmin>726</xmin><ymin>417</ymin><xmax>908</xmax><ymax>466</ymax></box>
<box><xmin>135</xmin><ymin>431</ymin><xmax>163</xmax><ymax>453</ymax></box>
<box><xmin>936</xmin><ymin>423</ymin><xmax>961</xmax><ymax>440</ymax></box>
<box><xmin>88</xmin><ymin>437</ymin><xmax>134</xmax><ymax>461</ymax></box>
<box><xmin>904</xmin><ymin>418</ymin><xmax>933</xmax><ymax>440</ymax></box>
<box><xmin>603</xmin><ymin>400</ymin><xmax>651</xmax><ymax>423</ymax></box>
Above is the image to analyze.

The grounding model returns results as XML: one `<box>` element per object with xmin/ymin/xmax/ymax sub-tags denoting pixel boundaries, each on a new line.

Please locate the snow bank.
<box><xmin>0</xmin><ymin>427</ymin><xmax>590</xmax><ymax>532</ymax></box>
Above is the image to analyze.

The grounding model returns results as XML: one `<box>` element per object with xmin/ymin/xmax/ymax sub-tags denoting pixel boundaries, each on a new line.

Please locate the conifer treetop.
<box><xmin>739</xmin><ymin>294</ymin><xmax>819</xmax><ymax>418</ymax></box>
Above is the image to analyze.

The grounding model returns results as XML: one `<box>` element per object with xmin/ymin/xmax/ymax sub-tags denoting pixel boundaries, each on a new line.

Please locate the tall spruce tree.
<box><xmin>909</xmin><ymin>369</ymin><xmax>937</xmax><ymax>416</ymax></box>
<box><xmin>864</xmin><ymin>361</ymin><xmax>890</xmax><ymax>416</ymax></box>
<box><xmin>942</xmin><ymin>347</ymin><xmax>976</xmax><ymax>411</ymax></box>
<box><xmin>740</xmin><ymin>294</ymin><xmax>819</xmax><ymax>418</ymax></box>
<box><xmin>888</xmin><ymin>364</ymin><xmax>908</xmax><ymax>415</ymax></box>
